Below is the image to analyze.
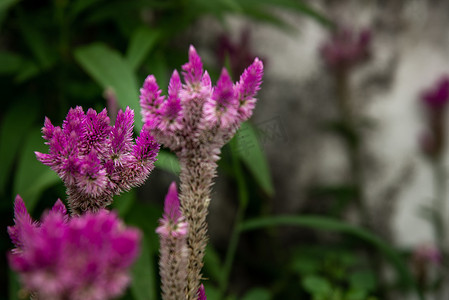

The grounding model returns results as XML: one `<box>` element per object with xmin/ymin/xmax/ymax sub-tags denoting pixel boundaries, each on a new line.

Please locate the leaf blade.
<box><xmin>74</xmin><ymin>43</ymin><xmax>142</xmax><ymax>128</ymax></box>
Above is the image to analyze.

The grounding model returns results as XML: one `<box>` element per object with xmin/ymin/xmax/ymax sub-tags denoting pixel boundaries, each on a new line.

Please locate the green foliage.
<box><xmin>13</xmin><ymin>128</ymin><xmax>60</xmax><ymax>213</ymax></box>
<box><xmin>239</xmin><ymin>215</ymin><xmax>421</xmax><ymax>298</ymax></box>
<box><xmin>233</xmin><ymin>122</ymin><xmax>274</xmax><ymax>197</ymax></box>
<box><xmin>74</xmin><ymin>43</ymin><xmax>141</xmax><ymax>127</ymax></box>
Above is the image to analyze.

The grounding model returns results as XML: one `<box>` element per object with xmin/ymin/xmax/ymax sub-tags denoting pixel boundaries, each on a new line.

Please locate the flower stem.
<box><xmin>179</xmin><ymin>154</ymin><xmax>216</xmax><ymax>300</ymax></box>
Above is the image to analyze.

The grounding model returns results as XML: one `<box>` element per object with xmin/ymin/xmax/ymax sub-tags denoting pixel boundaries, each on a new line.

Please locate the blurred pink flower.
<box><xmin>419</xmin><ymin>76</ymin><xmax>449</xmax><ymax>158</ymax></box>
<box><xmin>8</xmin><ymin>195</ymin><xmax>140</xmax><ymax>300</ymax></box>
<box><xmin>320</xmin><ymin>26</ymin><xmax>371</xmax><ymax>71</ymax></box>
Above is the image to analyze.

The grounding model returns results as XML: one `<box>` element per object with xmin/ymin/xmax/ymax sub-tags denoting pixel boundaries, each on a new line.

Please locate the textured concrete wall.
<box><xmin>193</xmin><ymin>0</ymin><xmax>449</xmax><ymax>255</ymax></box>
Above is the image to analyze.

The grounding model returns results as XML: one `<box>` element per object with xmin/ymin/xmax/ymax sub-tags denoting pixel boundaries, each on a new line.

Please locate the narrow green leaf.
<box><xmin>0</xmin><ymin>51</ymin><xmax>25</xmax><ymax>74</ymax></box>
<box><xmin>13</xmin><ymin>127</ymin><xmax>60</xmax><ymax>213</ymax></box>
<box><xmin>0</xmin><ymin>0</ymin><xmax>19</xmax><ymax>12</ymax></box>
<box><xmin>126</xmin><ymin>27</ymin><xmax>160</xmax><ymax>71</ymax></box>
<box><xmin>239</xmin><ymin>215</ymin><xmax>423</xmax><ymax>299</ymax></box>
<box><xmin>232</xmin><ymin>122</ymin><xmax>274</xmax><ymax>196</ymax></box>
<box><xmin>242</xmin><ymin>287</ymin><xmax>271</xmax><ymax>300</ymax></box>
<box><xmin>18</xmin><ymin>13</ymin><xmax>54</xmax><ymax>69</ymax></box>
<box><xmin>68</xmin><ymin>0</ymin><xmax>105</xmax><ymax>20</ymax></box>
<box><xmin>302</xmin><ymin>275</ymin><xmax>332</xmax><ymax>296</ymax></box>
<box><xmin>204</xmin><ymin>244</ymin><xmax>224</xmax><ymax>284</ymax></box>
<box><xmin>15</xmin><ymin>60</ymin><xmax>40</xmax><ymax>82</ymax></box>
<box><xmin>155</xmin><ymin>150</ymin><xmax>180</xmax><ymax>175</ymax></box>
<box><xmin>74</xmin><ymin>43</ymin><xmax>142</xmax><ymax>128</ymax></box>
<box><xmin>0</xmin><ymin>100</ymin><xmax>38</xmax><ymax>196</ymax></box>
<box><xmin>130</xmin><ymin>236</ymin><xmax>157</xmax><ymax>300</ymax></box>
<box><xmin>240</xmin><ymin>0</ymin><xmax>332</xmax><ymax>27</ymax></box>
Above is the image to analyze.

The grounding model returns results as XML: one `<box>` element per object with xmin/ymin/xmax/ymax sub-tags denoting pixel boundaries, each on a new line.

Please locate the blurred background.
<box><xmin>2</xmin><ymin>0</ymin><xmax>449</xmax><ymax>299</ymax></box>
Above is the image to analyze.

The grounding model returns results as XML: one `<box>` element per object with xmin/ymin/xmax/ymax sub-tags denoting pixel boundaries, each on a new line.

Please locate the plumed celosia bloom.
<box><xmin>420</xmin><ymin>76</ymin><xmax>449</xmax><ymax>158</ymax></box>
<box><xmin>197</xmin><ymin>284</ymin><xmax>207</xmax><ymax>300</ymax></box>
<box><xmin>156</xmin><ymin>183</ymin><xmax>188</xmax><ymax>300</ymax></box>
<box><xmin>320</xmin><ymin>26</ymin><xmax>371</xmax><ymax>71</ymax></box>
<box><xmin>140</xmin><ymin>45</ymin><xmax>263</xmax><ymax>152</ymax></box>
<box><xmin>140</xmin><ymin>46</ymin><xmax>263</xmax><ymax>299</ymax></box>
<box><xmin>35</xmin><ymin>106</ymin><xmax>159</xmax><ymax>214</ymax></box>
<box><xmin>8</xmin><ymin>195</ymin><xmax>140</xmax><ymax>300</ymax></box>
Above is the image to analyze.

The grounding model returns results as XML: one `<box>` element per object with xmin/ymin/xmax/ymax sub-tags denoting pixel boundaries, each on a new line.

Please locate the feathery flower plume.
<box><xmin>35</xmin><ymin>106</ymin><xmax>159</xmax><ymax>214</ymax></box>
<box><xmin>156</xmin><ymin>183</ymin><xmax>188</xmax><ymax>300</ymax></box>
<box><xmin>140</xmin><ymin>45</ymin><xmax>263</xmax><ymax>299</ymax></box>
<box><xmin>8</xmin><ymin>195</ymin><xmax>140</xmax><ymax>300</ymax></box>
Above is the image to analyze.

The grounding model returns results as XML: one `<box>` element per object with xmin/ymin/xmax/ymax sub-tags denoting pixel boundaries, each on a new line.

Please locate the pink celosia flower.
<box><xmin>141</xmin><ymin>46</ymin><xmax>263</xmax><ymax>300</ymax></box>
<box><xmin>35</xmin><ymin>106</ymin><xmax>159</xmax><ymax>214</ymax></box>
<box><xmin>156</xmin><ymin>183</ymin><xmax>188</xmax><ymax>300</ymax></box>
<box><xmin>7</xmin><ymin>195</ymin><xmax>140</xmax><ymax>300</ymax></box>
<box><xmin>140</xmin><ymin>45</ymin><xmax>263</xmax><ymax>152</ymax></box>
<box><xmin>197</xmin><ymin>284</ymin><xmax>207</xmax><ymax>300</ymax></box>
<box><xmin>156</xmin><ymin>182</ymin><xmax>188</xmax><ymax>238</ymax></box>
<box><xmin>320</xmin><ymin>26</ymin><xmax>371</xmax><ymax>71</ymax></box>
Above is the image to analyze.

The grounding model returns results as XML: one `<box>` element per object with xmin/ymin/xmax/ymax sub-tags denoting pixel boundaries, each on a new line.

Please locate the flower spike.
<box><xmin>140</xmin><ymin>46</ymin><xmax>263</xmax><ymax>300</ymax></box>
<box><xmin>36</xmin><ymin>106</ymin><xmax>159</xmax><ymax>214</ymax></box>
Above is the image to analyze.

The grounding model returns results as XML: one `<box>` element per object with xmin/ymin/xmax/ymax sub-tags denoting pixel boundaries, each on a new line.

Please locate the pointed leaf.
<box><xmin>155</xmin><ymin>150</ymin><xmax>180</xmax><ymax>175</ymax></box>
<box><xmin>74</xmin><ymin>43</ymin><xmax>142</xmax><ymax>128</ymax></box>
<box><xmin>13</xmin><ymin>127</ymin><xmax>60</xmax><ymax>213</ymax></box>
<box><xmin>242</xmin><ymin>287</ymin><xmax>271</xmax><ymax>300</ymax></box>
<box><xmin>0</xmin><ymin>100</ymin><xmax>38</xmax><ymax>196</ymax></box>
<box><xmin>126</xmin><ymin>27</ymin><xmax>160</xmax><ymax>71</ymax></box>
<box><xmin>233</xmin><ymin>122</ymin><xmax>274</xmax><ymax>196</ymax></box>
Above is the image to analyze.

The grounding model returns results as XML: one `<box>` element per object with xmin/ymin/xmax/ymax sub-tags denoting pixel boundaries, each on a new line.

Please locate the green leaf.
<box><xmin>204</xmin><ymin>244</ymin><xmax>224</xmax><ymax>284</ymax></box>
<box><xmin>110</xmin><ymin>189</ymin><xmax>137</xmax><ymax>217</ymax></box>
<box><xmin>74</xmin><ymin>43</ymin><xmax>142</xmax><ymax>128</ymax></box>
<box><xmin>155</xmin><ymin>150</ymin><xmax>180</xmax><ymax>175</ymax></box>
<box><xmin>68</xmin><ymin>0</ymin><xmax>106</xmax><ymax>20</ymax></box>
<box><xmin>15</xmin><ymin>60</ymin><xmax>40</xmax><ymax>82</ymax></box>
<box><xmin>240</xmin><ymin>0</ymin><xmax>332</xmax><ymax>27</ymax></box>
<box><xmin>0</xmin><ymin>100</ymin><xmax>38</xmax><ymax>196</ymax></box>
<box><xmin>18</xmin><ymin>13</ymin><xmax>54</xmax><ymax>69</ymax></box>
<box><xmin>203</xmin><ymin>284</ymin><xmax>221</xmax><ymax>300</ymax></box>
<box><xmin>241</xmin><ymin>287</ymin><xmax>271</xmax><ymax>300</ymax></box>
<box><xmin>13</xmin><ymin>127</ymin><xmax>60</xmax><ymax>213</ymax></box>
<box><xmin>0</xmin><ymin>51</ymin><xmax>25</xmax><ymax>74</ymax></box>
<box><xmin>126</xmin><ymin>27</ymin><xmax>160</xmax><ymax>71</ymax></box>
<box><xmin>0</xmin><ymin>0</ymin><xmax>19</xmax><ymax>11</ymax></box>
<box><xmin>302</xmin><ymin>275</ymin><xmax>332</xmax><ymax>297</ymax></box>
<box><xmin>129</xmin><ymin>236</ymin><xmax>157</xmax><ymax>300</ymax></box>
<box><xmin>349</xmin><ymin>270</ymin><xmax>376</xmax><ymax>292</ymax></box>
<box><xmin>239</xmin><ymin>215</ymin><xmax>423</xmax><ymax>300</ymax></box>
<box><xmin>232</xmin><ymin>122</ymin><xmax>274</xmax><ymax>196</ymax></box>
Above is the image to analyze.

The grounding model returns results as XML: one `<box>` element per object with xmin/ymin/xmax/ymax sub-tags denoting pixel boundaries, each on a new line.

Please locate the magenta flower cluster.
<box><xmin>140</xmin><ymin>45</ymin><xmax>263</xmax><ymax>156</ymax></box>
<box><xmin>8</xmin><ymin>195</ymin><xmax>140</xmax><ymax>300</ymax></box>
<box><xmin>320</xmin><ymin>26</ymin><xmax>371</xmax><ymax>71</ymax></box>
<box><xmin>156</xmin><ymin>182</ymin><xmax>188</xmax><ymax>238</ymax></box>
<box><xmin>35</xmin><ymin>106</ymin><xmax>159</xmax><ymax>213</ymax></box>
